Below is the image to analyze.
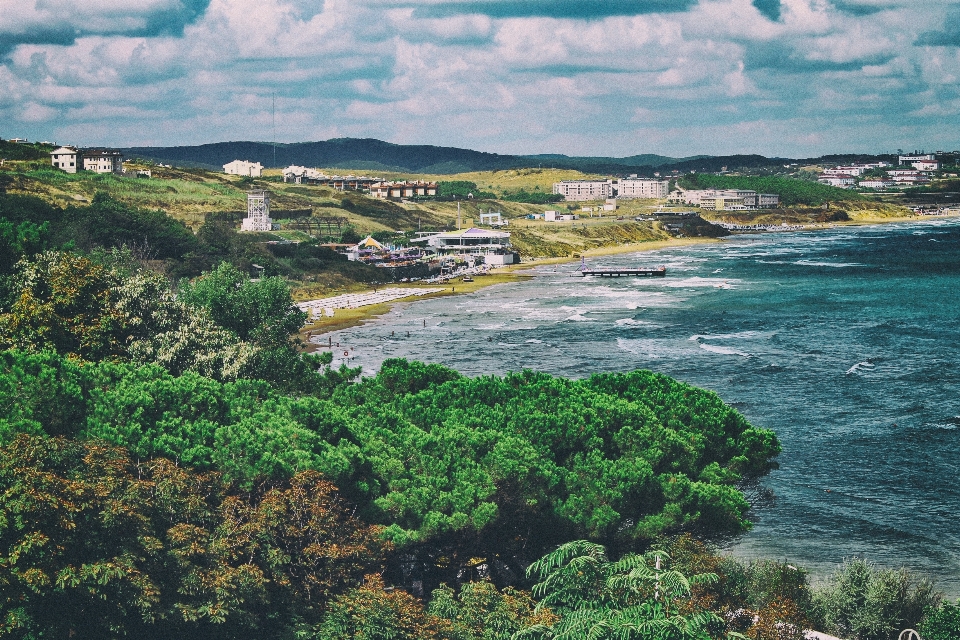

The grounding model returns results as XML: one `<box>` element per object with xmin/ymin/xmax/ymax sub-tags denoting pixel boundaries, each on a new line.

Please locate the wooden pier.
<box><xmin>574</xmin><ymin>267</ymin><xmax>666</xmax><ymax>278</ymax></box>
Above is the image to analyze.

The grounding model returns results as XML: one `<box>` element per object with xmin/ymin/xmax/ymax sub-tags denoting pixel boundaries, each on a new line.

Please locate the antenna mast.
<box><xmin>272</xmin><ymin>94</ymin><xmax>276</xmax><ymax>168</ymax></box>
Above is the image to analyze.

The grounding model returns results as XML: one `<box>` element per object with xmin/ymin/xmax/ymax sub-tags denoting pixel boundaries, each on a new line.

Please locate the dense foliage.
<box><xmin>811</xmin><ymin>558</ymin><xmax>940</xmax><ymax>640</ymax></box>
<box><xmin>501</xmin><ymin>189</ymin><xmax>565</xmax><ymax>204</ymax></box>
<box><xmin>0</xmin><ymin>350</ymin><xmax>780</xmax><ymax>592</ymax></box>
<box><xmin>679</xmin><ymin>174</ymin><xmax>865</xmax><ymax>206</ymax></box>
<box><xmin>438</xmin><ymin>181</ymin><xmax>497</xmax><ymax>199</ymax></box>
<box><xmin>0</xmin><ymin>434</ymin><xmax>385</xmax><ymax>639</ymax></box>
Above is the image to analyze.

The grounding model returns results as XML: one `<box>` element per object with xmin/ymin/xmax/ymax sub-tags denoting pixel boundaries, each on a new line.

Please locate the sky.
<box><xmin>1</xmin><ymin>0</ymin><xmax>959</xmax><ymax>158</ymax></box>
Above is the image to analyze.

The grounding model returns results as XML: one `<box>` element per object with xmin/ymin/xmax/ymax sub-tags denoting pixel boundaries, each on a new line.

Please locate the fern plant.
<box><xmin>516</xmin><ymin>540</ymin><xmax>743</xmax><ymax>640</ymax></box>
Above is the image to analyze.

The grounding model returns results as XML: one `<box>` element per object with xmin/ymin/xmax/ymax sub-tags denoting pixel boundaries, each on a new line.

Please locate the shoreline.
<box><xmin>298</xmin><ymin>214</ymin><xmax>957</xmax><ymax>344</ymax></box>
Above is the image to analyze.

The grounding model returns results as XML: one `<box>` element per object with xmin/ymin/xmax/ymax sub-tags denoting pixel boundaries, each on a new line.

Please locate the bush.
<box><xmin>919</xmin><ymin>601</ymin><xmax>960</xmax><ymax>640</ymax></box>
<box><xmin>811</xmin><ymin>558</ymin><xmax>941</xmax><ymax>640</ymax></box>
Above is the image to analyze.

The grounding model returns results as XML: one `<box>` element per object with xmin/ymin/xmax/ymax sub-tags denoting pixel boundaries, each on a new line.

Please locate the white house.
<box><xmin>81</xmin><ymin>149</ymin><xmax>123</xmax><ymax>174</ymax></box>
<box><xmin>617</xmin><ymin>178</ymin><xmax>669</xmax><ymax>198</ymax></box>
<box><xmin>240</xmin><ymin>190</ymin><xmax>273</xmax><ymax>232</ymax></box>
<box><xmin>50</xmin><ymin>146</ymin><xmax>80</xmax><ymax>173</ymax></box>
<box><xmin>224</xmin><ymin>159</ymin><xmax>263</xmax><ymax>177</ymax></box>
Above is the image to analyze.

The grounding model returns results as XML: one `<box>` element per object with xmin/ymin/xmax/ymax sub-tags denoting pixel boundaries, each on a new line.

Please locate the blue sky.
<box><xmin>1</xmin><ymin>0</ymin><xmax>958</xmax><ymax>157</ymax></box>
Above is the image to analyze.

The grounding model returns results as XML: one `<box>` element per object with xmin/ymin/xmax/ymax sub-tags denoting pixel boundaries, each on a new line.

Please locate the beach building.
<box><xmin>617</xmin><ymin>178</ymin><xmax>669</xmax><ymax>198</ymax></box>
<box><xmin>553</xmin><ymin>180</ymin><xmax>614</xmax><ymax>201</ymax></box>
<box><xmin>411</xmin><ymin>227</ymin><xmax>516</xmax><ymax>264</ymax></box>
<box><xmin>671</xmin><ymin>189</ymin><xmax>779</xmax><ymax>209</ymax></box>
<box><xmin>50</xmin><ymin>146</ymin><xmax>80</xmax><ymax>173</ymax></box>
<box><xmin>224</xmin><ymin>159</ymin><xmax>263</xmax><ymax>177</ymax></box>
<box><xmin>240</xmin><ymin>190</ymin><xmax>273</xmax><ymax>231</ymax></box>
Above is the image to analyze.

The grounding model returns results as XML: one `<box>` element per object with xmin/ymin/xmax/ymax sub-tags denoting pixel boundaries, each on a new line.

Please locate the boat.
<box><xmin>462</xmin><ymin>275</ymin><xmax>474</xmax><ymax>282</ymax></box>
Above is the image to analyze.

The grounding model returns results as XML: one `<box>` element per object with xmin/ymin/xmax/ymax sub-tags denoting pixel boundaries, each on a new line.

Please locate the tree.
<box><xmin>519</xmin><ymin>540</ymin><xmax>728</xmax><ymax>640</ymax></box>
<box><xmin>0</xmin><ymin>434</ymin><xmax>386</xmax><ymax>639</ymax></box>
<box><xmin>314</xmin><ymin>574</ymin><xmax>451</xmax><ymax>640</ymax></box>
<box><xmin>429</xmin><ymin>580</ymin><xmax>557</xmax><ymax>640</ymax></box>
<box><xmin>919</xmin><ymin>600</ymin><xmax>960</xmax><ymax>640</ymax></box>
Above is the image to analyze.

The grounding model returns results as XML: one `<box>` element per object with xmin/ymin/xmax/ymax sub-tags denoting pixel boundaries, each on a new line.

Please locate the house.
<box><xmin>224</xmin><ymin>159</ymin><xmax>263</xmax><ymax>177</ymax></box>
<box><xmin>240</xmin><ymin>190</ymin><xmax>273</xmax><ymax>232</ymax></box>
<box><xmin>283</xmin><ymin>165</ymin><xmax>327</xmax><ymax>183</ymax></box>
<box><xmin>50</xmin><ymin>146</ymin><xmax>81</xmax><ymax>173</ymax></box>
<box><xmin>617</xmin><ymin>178</ymin><xmax>669</xmax><ymax>198</ymax></box>
<box><xmin>553</xmin><ymin>180</ymin><xmax>614</xmax><ymax>201</ymax></box>
<box><xmin>81</xmin><ymin>149</ymin><xmax>123</xmax><ymax>174</ymax></box>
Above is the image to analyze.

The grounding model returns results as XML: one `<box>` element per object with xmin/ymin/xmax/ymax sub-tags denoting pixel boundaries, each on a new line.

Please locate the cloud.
<box><xmin>412</xmin><ymin>0</ymin><xmax>698</xmax><ymax>20</ymax></box>
<box><xmin>1</xmin><ymin>0</ymin><xmax>957</xmax><ymax>156</ymax></box>
<box><xmin>0</xmin><ymin>1</ymin><xmax>212</xmax><ymax>55</ymax></box>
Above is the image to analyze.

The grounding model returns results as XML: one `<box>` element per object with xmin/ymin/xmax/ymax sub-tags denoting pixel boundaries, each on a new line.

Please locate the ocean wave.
<box><xmin>662</xmin><ymin>277</ymin><xmax>741</xmax><ymax>288</ymax></box>
<box><xmin>698</xmin><ymin>343</ymin><xmax>752</xmax><ymax>357</ymax></box>
<box><xmin>689</xmin><ymin>330</ymin><xmax>772</xmax><ymax>341</ymax></box>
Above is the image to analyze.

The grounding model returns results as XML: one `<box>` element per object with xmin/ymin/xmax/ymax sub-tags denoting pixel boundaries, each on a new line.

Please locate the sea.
<box><xmin>321</xmin><ymin>218</ymin><xmax>960</xmax><ymax>594</ymax></box>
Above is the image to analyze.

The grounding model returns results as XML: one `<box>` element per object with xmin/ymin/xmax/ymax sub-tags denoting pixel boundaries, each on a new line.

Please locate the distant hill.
<box><xmin>120</xmin><ymin>137</ymin><xmax>897</xmax><ymax>176</ymax></box>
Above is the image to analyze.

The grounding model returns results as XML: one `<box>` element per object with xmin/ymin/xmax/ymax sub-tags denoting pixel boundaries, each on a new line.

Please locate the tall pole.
<box><xmin>457</xmin><ymin>201</ymin><xmax>461</xmax><ymax>230</ymax></box>
<box><xmin>272</xmin><ymin>93</ymin><xmax>276</xmax><ymax>168</ymax></box>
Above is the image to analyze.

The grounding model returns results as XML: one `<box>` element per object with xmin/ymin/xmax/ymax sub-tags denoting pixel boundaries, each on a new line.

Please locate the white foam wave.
<box><xmin>525</xmin><ymin>338</ymin><xmax>544</xmax><ymax>344</ymax></box>
<box><xmin>846</xmin><ymin>361</ymin><xmax>876</xmax><ymax>375</ymax></box>
<box><xmin>663</xmin><ymin>277</ymin><xmax>741</xmax><ymax>288</ymax></box>
<box><xmin>689</xmin><ymin>331</ymin><xmax>772</xmax><ymax>341</ymax></box>
<box><xmin>794</xmin><ymin>260</ymin><xmax>864</xmax><ymax>268</ymax></box>
<box><xmin>566</xmin><ymin>313</ymin><xmax>590</xmax><ymax>322</ymax></box>
<box><xmin>698</xmin><ymin>343</ymin><xmax>751</xmax><ymax>357</ymax></box>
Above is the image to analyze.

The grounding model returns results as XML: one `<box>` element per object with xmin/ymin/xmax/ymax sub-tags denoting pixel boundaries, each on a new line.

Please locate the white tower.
<box><xmin>240</xmin><ymin>190</ymin><xmax>273</xmax><ymax>231</ymax></box>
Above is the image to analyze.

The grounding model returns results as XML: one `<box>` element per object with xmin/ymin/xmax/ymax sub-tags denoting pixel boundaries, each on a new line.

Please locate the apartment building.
<box><xmin>369</xmin><ymin>181</ymin><xmax>438</xmax><ymax>199</ymax></box>
<box><xmin>553</xmin><ymin>180</ymin><xmax>614</xmax><ymax>201</ymax></box>
<box><xmin>671</xmin><ymin>189</ymin><xmax>779</xmax><ymax>209</ymax></box>
<box><xmin>617</xmin><ymin>178</ymin><xmax>669</xmax><ymax>199</ymax></box>
<box><xmin>81</xmin><ymin>149</ymin><xmax>124</xmax><ymax>174</ymax></box>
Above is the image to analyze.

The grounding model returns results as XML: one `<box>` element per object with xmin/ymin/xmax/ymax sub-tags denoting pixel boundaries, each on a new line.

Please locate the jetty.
<box><xmin>574</xmin><ymin>266</ymin><xmax>666</xmax><ymax>278</ymax></box>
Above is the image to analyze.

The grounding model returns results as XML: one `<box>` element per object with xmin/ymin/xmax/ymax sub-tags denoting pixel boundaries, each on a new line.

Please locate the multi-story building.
<box><xmin>553</xmin><ymin>180</ymin><xmax>614</xmax><ymax>201</ymax></box>
<box><xmin>899</xmin><ymin>153</ymin><xmax>936</xmax><ymax>165</ymax></box>
<box><xmin>912</xmin><ymin>160</ymin><xmax>940</xmax><ymax>171</ymax></box>
<box><xmin>617</xmin><ymin>178</ymin><xmax>669</xmax><ymax>199</ymax></box>
<box><xmin>671</xmin><ymin>189</ymin><xmax>779</xmax><ymax>209</ymax></box>
<box><xmin>50</xmin><ymin>146</ymin><xmax>80</xmax><ymax>173</ymax></box>
<box><xmin>823</xmin><ymin>166</ymin><xmax>867</xmax><ymax>177</ymax></box>
<box><xmin>369</xmin><ymin>181</ymin><xmax>438</xmax><ymax>199</ymax></box>
<box><xmin>224</xmin><ymin>159</ymin><xmax>263</xmax><ymax>177</ymax></box>
<box><xmin>81</xmin><ymin>149</ymin><xmax>124</xmax><ymax>174</ymax></box>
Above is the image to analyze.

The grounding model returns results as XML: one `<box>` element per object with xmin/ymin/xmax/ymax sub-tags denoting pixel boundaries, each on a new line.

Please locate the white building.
<box><xmin>899</xmin><ymin>154</ymin><xmax>936</xmax><ymax>165</ymax></box>
<box><xmin>240</xmin><ymin>190</ymin><xmax>273</xmax><ymax>232</ymax></box>
<box><xmin>411</xmin><ymin>227</ymin><xmax>515</xmax><ymax>264</ymax></box>
<box><xmin>553</xmin><ymin>180</ymin><xmax>614</xmax><ymax>201</ymax></box>
<box><xmin>671</xmin><ymin>188</ymin><xmax>778</xmax><ymax>209</ymax></box>
<box><xmin>283</xmin><ymin>165</ymin><xmax>326</xmax><ymax>183</ymax></box>
<box><xmin>912</xmin><ymin>160</ymin><xmax>940</xmax><ymax>172</ymax></box>
<box><xmin>617</xmin><ymin>178</ymin><xmax>669</xmax><ymax>199</ymax></box>
<box><xmin>859</xmin><ymin>179</ymin><xmax>895</xmax><ymax>189</ymax></box>
<box><xmin>50</xmin><ymin>146</ymin><xmax>80</xmax><ymax>173</ymax></box>
<box><xmin>81</xmin><ymin>149</ymin><xmax>123</xmax><ymax>174</ymax></box>
<box><xmin>224</xmin><ymin>159</ymin><xmax>263</xmax><ymax>177</ymax></box>
<box><xmin>818</xmin><ymin>175</ymin><xmax>856</xmax><ymax>188</ymax></box>
<box><xmin>823</xmin><ymin>166</ymin><xmax>866</xmax><ymax>177</ymax></box>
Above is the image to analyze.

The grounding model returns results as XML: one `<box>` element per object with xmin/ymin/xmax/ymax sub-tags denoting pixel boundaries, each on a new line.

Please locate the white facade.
<box><xmin>899</xmin><ymin>154</ymin><xmax>935</xmax><ymax>164</ymax></box>
<box><xmin>912</xmin><ymin>160</ymin><xmax>940</xmax><ymax>171</ymax></box>
<box><xmin>823</xmin><ymin>166</ymin><xmax>866</xmax><ymax>177</ymax></box>
<box><xmin>50</xmin><ymin>146</ymin><xmax>80</xmax><ymax>173</ymax></box>
<box><xmin>859</xmin><ymin>179</ymin><xmax>895</xmax><ymax>189</ymax></box>
<box><xmin>224</xmin><ymin>159</ymin><xmax>263</xmax><ymax>177</ymax></box>
<box><xmin>617</xmin><ymin>178</ymin><xmax>669</xmax><ymax>198</ymax></box>
<box><xmin>553</xmin><ymin>180</ymin><xmax>614</xmax><ymax>201</ymax></box>
<box><xmin>671</xmin><ymin>188</ymin><xmax>778</xmax><ymax>209</ymax></box>
<box><xmin>81</xmin><ymin>149</ymin><xmax>123</xmax><ymax>174</ymax></box>
<box><xmin>240</xmin><ymin>190</ymin><xmax>273</xmax><ymax>232</ymax></box>
<box><xmin>283</xmin><ymin>165</ymin><xmax>326</xmax><ymax>182</ymax></box>
<box><xmin>818</xmin><ymin>175</ymin><xmax>856</xmax><ymax>188</ymax></box>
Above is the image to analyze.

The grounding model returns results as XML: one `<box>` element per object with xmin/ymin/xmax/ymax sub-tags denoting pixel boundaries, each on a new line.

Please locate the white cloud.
<box><xmin>1</xmin><ymin>0</ymin><xmax>958</xmax><ymax>155</ymax></box>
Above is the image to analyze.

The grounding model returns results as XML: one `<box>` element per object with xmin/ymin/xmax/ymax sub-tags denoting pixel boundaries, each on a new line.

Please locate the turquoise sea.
<box><xmin>322</xmin><ymin>219</ymin><xmax>960</xmax><ymax>594</ymax></box>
